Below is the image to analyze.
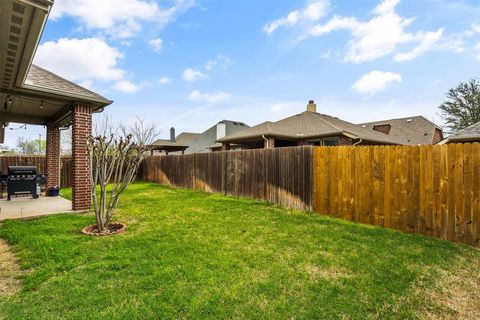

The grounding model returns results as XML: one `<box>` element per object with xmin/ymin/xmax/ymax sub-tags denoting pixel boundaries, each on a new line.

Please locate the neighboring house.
<box><xmin>439</xmin><ymin>121</ymin><xmax>480</xmax><ymax>144</ymax></box>
<box><xmin>359</xmin><ymin>116</ymin><xmax>443</xmax><ymax>145</ymax></box>
<box><xmin>188</xmin><ymin>120</ymin><xmax>249</xmax><ymax>153</ymax></box>
<box><xmin>152</xmin><ymin>120</ymin><xmax>249</xmax><ymax>155</ymax></box>
<box><xmin>217</xmin><ymin>101</ymin><xmax>404</xmax><ymax>149</ymax></box>
<box><xmin>151</xmin><ymin>128</ymin><xmax>200</xmax><ymax>155</ymax></box>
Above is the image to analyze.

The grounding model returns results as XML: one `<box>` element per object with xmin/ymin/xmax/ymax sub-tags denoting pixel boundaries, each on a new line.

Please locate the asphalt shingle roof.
<box><xmin>444</xmin><ymin>121</ymin><xmax>480</xmax><ymax>142</ymax></box>
<box><xmin>24</xmin><ymin>64</ymin><xmax>111</xmax><ymax>104</ymax></box>
<box><xmin>217</xmin><ymin>111</ymin><xmax>404</xmax><ymax>145</ymax></box>
<box><xmin>359</xmin><ymin>116</ymin><xmax>442</xmax><ymax>145</ymax></box>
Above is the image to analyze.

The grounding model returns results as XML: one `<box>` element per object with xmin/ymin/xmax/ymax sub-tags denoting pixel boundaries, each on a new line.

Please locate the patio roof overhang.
<box><xmin>0</xmin><ymin>0</ymin><xmax>112</xmax><ymax>129</ymax></box>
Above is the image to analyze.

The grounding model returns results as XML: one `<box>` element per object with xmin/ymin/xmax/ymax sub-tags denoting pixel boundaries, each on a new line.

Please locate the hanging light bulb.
<box><xmin>3</xmin><ymin>95</ymin><xmax>12</xmax><ymax>111</ymax></box>
<box><xmin>40</xmin><ymin>100</ymin><xmax>44</xmax><ymax>109</ymax></box>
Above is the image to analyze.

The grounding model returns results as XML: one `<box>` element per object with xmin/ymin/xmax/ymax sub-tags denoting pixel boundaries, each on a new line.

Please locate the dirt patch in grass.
<box><xmin>424</xmin><ymin>251</ymin><xmax>480</xmax><ymax>320</ymax></box>
<box><xmin>0</xmin><ymin>239</ymin><xmax>22</xmax><ymax>297</ymax></box>
<box><xmin>304</xmin><ymin>264</ymin><xmax>351</xmax><ymax>281</ymax></box>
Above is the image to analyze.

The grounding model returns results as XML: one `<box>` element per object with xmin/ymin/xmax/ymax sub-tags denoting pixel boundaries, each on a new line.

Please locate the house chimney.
<box><xmin>307</xmin><ymin>100</ymin><xmax>316</xmax><ymax>112</ymax></box>
<box><xmin>216</xmin><ymin>121</ymin><xmax>226</xmax><ymax>140</ymax></box>
<box><xmin>170</xmin><ymin>127</ymin><xmax>175</xmax><ymax>142</ymax></box>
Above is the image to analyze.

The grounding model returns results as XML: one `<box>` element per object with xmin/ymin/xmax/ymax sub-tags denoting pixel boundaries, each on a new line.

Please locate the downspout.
<box><xmin>262</xmin><ymin>135</ymin><xmax>268</xmax><ymax>148</ymax></box>
<box><xmin>353</xmin><ymin>138</ymin><xmax>363</xmax><ymax>146</ymax></box>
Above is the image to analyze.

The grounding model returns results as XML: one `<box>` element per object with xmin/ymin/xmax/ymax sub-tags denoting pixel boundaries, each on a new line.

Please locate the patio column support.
<box><xmin>72</xmin><ymin>104</ymin><xmax>92</xmax><ymax>211</ymax></box>
<box><xmin>46</xmin><ymin>125</ymin><xmax>61</xmax><ymax>189</ymax></box>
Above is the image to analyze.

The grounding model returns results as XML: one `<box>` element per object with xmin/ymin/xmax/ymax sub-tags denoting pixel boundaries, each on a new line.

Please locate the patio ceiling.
<box><xmin>0</xmin><ymin>0</ymin><xmax>112</xmax><ymax>128</ymax></box>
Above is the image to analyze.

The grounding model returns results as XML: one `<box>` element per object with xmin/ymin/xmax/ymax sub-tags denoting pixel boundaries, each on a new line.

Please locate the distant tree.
<box><xmin>16</xmin><ymin>137</ymin><xmax>46</xmax><ymax>155</ymax></box>
<box><xmin>439</xmin><ymin>78</ymin><xmax>480</xmax><ymax>133</ymax></box>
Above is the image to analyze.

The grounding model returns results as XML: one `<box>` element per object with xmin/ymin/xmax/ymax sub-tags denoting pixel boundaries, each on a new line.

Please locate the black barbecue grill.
<box><xmin>0</xmin><ymin>166</ymin><xmax>47</xmax><ymax>200</ymax></box>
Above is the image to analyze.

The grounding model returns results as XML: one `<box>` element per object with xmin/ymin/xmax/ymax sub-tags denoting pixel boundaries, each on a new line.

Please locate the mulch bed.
<box><xmin>81</xmin><ymin>222</ymin><xmax>126</xmax><ymax>236</ymax></box>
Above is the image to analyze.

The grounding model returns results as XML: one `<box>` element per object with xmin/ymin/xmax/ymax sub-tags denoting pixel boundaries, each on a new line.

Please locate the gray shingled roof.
<box><xmin>152</xmin><ymin>132</ymin><xmax>200</xmax><ymax>148</ymax></box>
<box><xmin>24</xmin><ymin>64</ymin><xmax>111</xmax><ymax>104</ymax></box>
<box><xmin>217</xmin><ymin>111</ymin><xmax>404</xmax><ymax>145</ymax></box>
<box><xmin>359</xmin><ymin>116</ymin><xmax>442</xmax><ymax>145</ymax></box>
<box><xmin>186</xmin><ymin>120</ymin><xmax>249</xmax><ymax>153</ymax></box>
<box><xmin>444</xmin><ymin>121</ymin><xmax>480</xmax><ymax>142</ymax></box>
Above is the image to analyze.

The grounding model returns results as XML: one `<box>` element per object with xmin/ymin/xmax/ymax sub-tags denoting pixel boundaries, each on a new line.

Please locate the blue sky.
<box><xmin>5</xmin><ymin>0</ymin><xmax>480</xmax><ymax>146</ymax></box>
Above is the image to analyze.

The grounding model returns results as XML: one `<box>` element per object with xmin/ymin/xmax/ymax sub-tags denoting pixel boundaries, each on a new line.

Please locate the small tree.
<box><xmin>88</xmin><ymin>134</ymin><xmax>150</xmax><ymax>233</ymax></box>
<box><xmin>87</xmin><ymin>117</ymin><xmax>158</xmax><ymax>234</ymax></box>
<box><xmin>16</xmin><ymin>137</ymin><xmax>46</xmax><ymax>155</ymax></box>
<box><xmin>439</xmin><ymin>78</ymin><xmax>480</xmax><ymax>133</ymax></box>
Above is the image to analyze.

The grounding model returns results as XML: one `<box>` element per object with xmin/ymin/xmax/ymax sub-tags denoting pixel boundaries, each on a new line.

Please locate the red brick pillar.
<box><xmin>46</xmin><ymin>125</ymin><xmax>61</xmax><ymax>189</ymax></box>
<box><xmin>72</xmin><ymin>104</ymin><xmax>92</xmax><ymax>211</ymax></box>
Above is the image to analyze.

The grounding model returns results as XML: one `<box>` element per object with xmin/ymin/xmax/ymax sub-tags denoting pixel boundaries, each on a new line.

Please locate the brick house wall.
<box><xmin>338</xmin><ymin>136</ymin><xmax>353</xmax><ymax>146</ymax></box>
<box><xmin>432</xmin><ymin>128</ymin><xmax>443</xmax><ymax>144</ymax></box>
<box><xmin>72</xmin><ymin>104</ymin><xmax>92</xmax><ymax>211</ymax></box>
<box><xmin>46</xmin><ymin>125</ymin><xmax>60</xmax><ymax>189</ymax></box>
<box><xmin>372</xmin><ymin>124</ymin><xmax>392</xmax><ymax>135</ymax></box>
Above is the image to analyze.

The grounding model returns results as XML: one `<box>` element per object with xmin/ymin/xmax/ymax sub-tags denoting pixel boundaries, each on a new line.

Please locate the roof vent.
<box><xmin>407</xmin><ymin>119</ymin><xmax>412</xmax><ymax>122</ymax></box>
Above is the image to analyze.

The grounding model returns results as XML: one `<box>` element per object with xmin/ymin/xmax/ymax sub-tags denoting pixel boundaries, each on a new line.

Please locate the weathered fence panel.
<box><xmin>143</xmin><ymin>147</ymin><xmax>313</xmax><ymax>211</ymax></box>
<box><xmin>0</xmin><ymin>156</ymin><xmax>72</xmax><ymax>187</ymax></box>
<box><xmin>313</xmin><ymin>143</ymin><xmax>480</xmax><ymax>246</ymax></box>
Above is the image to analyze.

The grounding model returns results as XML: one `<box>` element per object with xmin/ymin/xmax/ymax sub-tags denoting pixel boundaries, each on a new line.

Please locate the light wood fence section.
<box><xmin>313</xmin><ymin>144</ymin><xmax>480</xmax><ymax>246</ymax></box>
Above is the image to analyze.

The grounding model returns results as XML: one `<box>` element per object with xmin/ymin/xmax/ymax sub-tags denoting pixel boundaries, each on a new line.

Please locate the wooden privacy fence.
<box><xmin>313</xmin><ymin>144</ymin><xmax>480</xmax><ymax>246</ymax></box>
<box><xmin>143</xmin><ymin>147</ymin><xmax>313</xmax><ymax>211</ymax></box>
<box><xmin>4</xmin><ymin>144</ymin><xmax>480</xmax><ymax>246</ymax></box>
<box><xmin>0</xmin><ymin>156</ymin><xmax>73</xmax><ymax>187</ymax></box>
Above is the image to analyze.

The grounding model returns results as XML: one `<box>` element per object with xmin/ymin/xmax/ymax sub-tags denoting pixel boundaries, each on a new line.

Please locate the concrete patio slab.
<box><xmin>0</xmin><ymin>196</ymin><xmax>73</xmax><ymax>220</ymax></box>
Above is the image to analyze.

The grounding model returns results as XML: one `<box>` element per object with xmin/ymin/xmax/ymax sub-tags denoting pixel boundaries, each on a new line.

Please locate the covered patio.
<box><xmin>0</xmin><ymin>0</ymin><xmax>112</xmax><ymax>213</ymax></box>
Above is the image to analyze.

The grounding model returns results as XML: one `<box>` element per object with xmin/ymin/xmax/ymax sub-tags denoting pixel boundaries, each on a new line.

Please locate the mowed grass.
<box><xmin>0</xmin><ymin>182</ymin><xmax>479</xmax><ymax>319</ymax></box>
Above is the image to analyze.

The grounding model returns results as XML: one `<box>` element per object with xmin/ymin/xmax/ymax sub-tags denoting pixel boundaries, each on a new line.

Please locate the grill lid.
<box><xmin>8</xmin><ymin>166</ymin><xmax>37</xmax><ymax>175</ymax></box>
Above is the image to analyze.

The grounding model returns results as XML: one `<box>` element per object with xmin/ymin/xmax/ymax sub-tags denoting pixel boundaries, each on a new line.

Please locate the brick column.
<box><xmin>46</xmin><ymin>125</ymin><xmax>61</xmax><ymax>189</ymax></box>
<box><xmin>72</xmin><ymin>104</ymin><xmax>92</xmax><ymax>211</ymax></box>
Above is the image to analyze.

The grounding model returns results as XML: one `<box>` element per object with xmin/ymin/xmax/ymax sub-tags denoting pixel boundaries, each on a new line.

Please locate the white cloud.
<box><xmin>394</xmin><ymin>29</ymin><xmax>444</xmax><ymax>61</ymax></box>
<box><xmin>158</xmin><ymin>76</ymin><xmax>172</xmax><ymax>84</ymax></box>
<box><xmin>182</xmin><ymin>68</ymin><xmax>208</xmax><ymax>82</ymax></box>
<box><xmin>264</xmin><ymin>0</ymin><xmax>329</xmax><ymax>34</ymax></box>
<box><xmin>205</xmin><ymin>55</ymin><xmax>233</xmax><ymax>71</ymax></box>
<box><xmin>320</xmin><ymin>50</ymin><xmax>332</xmax><ymax>59</ymax></box>
<box><xmin>148</xmin><ymin>38</ymin><xmax>163</xmax><ymax>52</ymax></box>
<box><xmin>78</xmin><ymin>80</ymin><xmax>93</xmax><ymax>90</ymax></box>
<box><xmin>307</xmin><ymin>0</ymin><xmax>444</xmax><ymax>63</ymax></box>
<box><xmin>352</xmin><ymin>71</ymin><xmax>402</xmax><ymax>95</ymax></box>
<box><xmin>50</xmin><ymin>0</ymin><xmax>196</xmax><ymax>39</ymax></box>
<box><xmin>188</xmin><ymin>90</ymin><xmax>231</xmax><ymax>104</ymax></box>
<box><xmin>34</xmin><ymin>38</ymin><xmax>125</xmax><ymax>81</ymax></box>
<box><xmin>112</xmin><ymin>80</ymin><xmax>142</xmax><ymax>94</ymax></box>
<box><xmin>472</xmin><ymin>22</ymin><xmax>480</xmax><ymax>33</ymax></box>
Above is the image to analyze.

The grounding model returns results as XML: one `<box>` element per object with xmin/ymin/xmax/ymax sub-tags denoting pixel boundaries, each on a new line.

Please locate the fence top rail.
<box><xmin>144</xmin><ymin>145</ymin><xmax>314</xmax><ymax>159</ymax></box>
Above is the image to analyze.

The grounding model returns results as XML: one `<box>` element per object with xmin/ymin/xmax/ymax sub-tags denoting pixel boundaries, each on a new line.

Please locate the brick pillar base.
<box><xmin>46</xmin><ymin>125</ymin><xmax>60</xmax><ymax>189</ymax></box>
<box><xmin>72</xmin><ymin>104</ymin><xmax>92</xmax><ymax>211</ymax></box>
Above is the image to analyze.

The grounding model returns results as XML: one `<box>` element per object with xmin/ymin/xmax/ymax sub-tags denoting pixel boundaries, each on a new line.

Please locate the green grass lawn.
<box><xmin>0</xmin><ymin>182</ymin><xmax>479</xmax><ymax>319</ymax></box>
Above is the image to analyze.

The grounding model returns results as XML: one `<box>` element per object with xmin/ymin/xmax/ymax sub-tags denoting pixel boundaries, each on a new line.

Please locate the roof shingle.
<box><xmin>24</xmin><ymin>64</ymin><xmax>111</xmax><ymax>104</ymax></box>
<box><xmin>218</xmin><ymin>111</ymin><xmax>404</xmax><ymax>145</ymax></box>
<box><xmin>359</xmin><ymin>116</ymin><xmax>442</xmax><ymax>145</ymax></box>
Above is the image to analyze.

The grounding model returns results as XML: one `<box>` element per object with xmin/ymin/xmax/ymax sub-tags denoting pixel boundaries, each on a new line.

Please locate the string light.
<box><xmin>3</xmin><ymin>95</ymin><xmax>12</xmax><ymax>111</ymax></box>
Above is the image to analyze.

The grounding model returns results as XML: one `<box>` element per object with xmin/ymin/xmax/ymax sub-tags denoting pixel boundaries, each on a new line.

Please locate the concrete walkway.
<box><xmin>0</xmin><ymin>196</ymin><xmax>72</xmax><ymax>220</ymax></box>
